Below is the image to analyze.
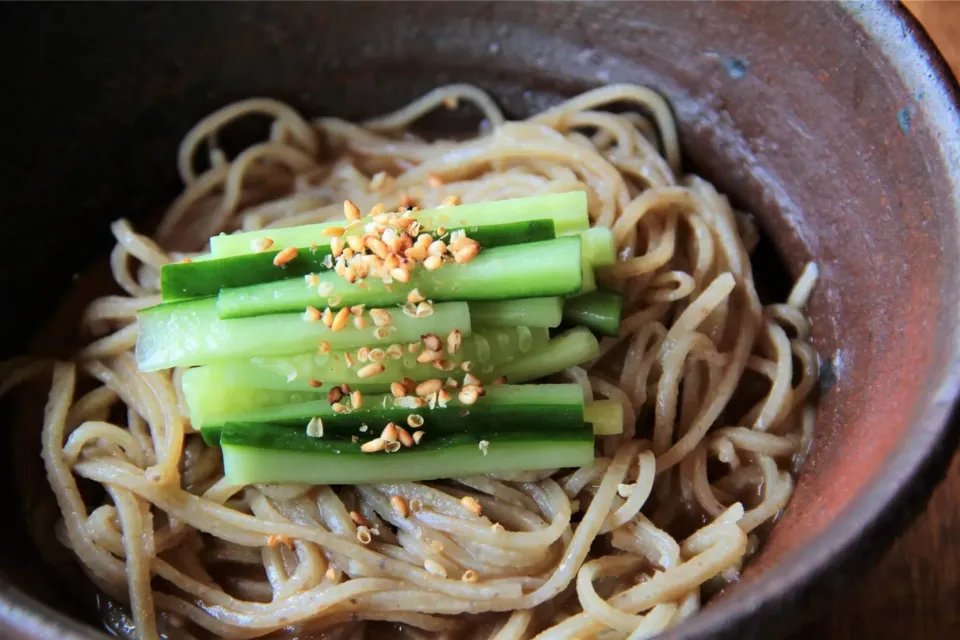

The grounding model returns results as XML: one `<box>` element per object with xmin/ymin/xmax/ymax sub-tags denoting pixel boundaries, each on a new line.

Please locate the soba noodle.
<box><xmin>5</xmin><ymin>83</ymin><xmax>819</xmax><ymax>639</ymax></box>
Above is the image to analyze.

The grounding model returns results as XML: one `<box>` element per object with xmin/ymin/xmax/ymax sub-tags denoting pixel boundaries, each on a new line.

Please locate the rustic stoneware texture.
<box><xmin>1</xmin><ymin>2</ymin><xmax>958</xmax><ymax>639</ymax></box>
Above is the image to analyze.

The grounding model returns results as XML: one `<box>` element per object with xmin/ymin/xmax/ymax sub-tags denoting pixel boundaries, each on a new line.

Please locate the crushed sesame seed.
<box><xmin>328</xmin><ymin>295</ymin><xmax>343</xmax><ymax>307</ymax></box>
<box><xmin>478</xmin><ymin>440</ymin><xmax>489</xmax><ymax>455</ymax></box>
<box><xmin>321</xmin><ymin>307</ymin><xmax>334</xmax><ymax>327</ymax></box>
<box><xmin>369</xmin><ymin>203</ymin><xmax>384</xmax><ymax>216</ymax></box>
<box><xmin>368</xmin><ymin>348</ymin><xmax>386</xmax><ymax>362</ymax></box>
<box><xmin>331</xmin><ymin>307</ymin><xmax>350</xmax><ymax>332</ymax></box>
<box><xmin>308</xmin><ymin>379</ymin><xmax>323</xmax><ymax>388</ymax></box>
<box><xmin>460</xmin><ymin>495</ymin><xmax>483</xmax><ymax>515</ymax></box>
<box><xmin>360</xmin><ymin>438</ymin><xmax>386</xmax><ymax>453</ymax></box>
<box><xmin>303</xmin><ymin>306</ymin><xmax>322</xmax><ymax>322</ymax></box>
<box><xmin>424</xmin><ymin>558</ymin><xmax>447</xmax><ymax>577</ymax></box>
<box><xmin>416</xmin><ymin>349</ymin><xmax>442</xmax><ymax>364</ymax></box>
<box><xmin>463</xmin><ymin>373</ymin><xmax>482</xmax><ymax>386</ymax></box>
<box><xmin>458</xmin><ymin>386</ymin><xmax>480</xmax><ymax>405</ymax></box>
<box><xmin>350</xmin><ymin>511</ymin><xmax>370</xmax><ymax>527</ymax></box>
<box><xmin>390</xmin><ymin>267</ymin><xmax>411</xmax><ymax>283</ymax></box>
<box><xmin>351</xmin><ymin>390</ymin><xmax>363</xmax><ymax>410</ymax></box>
<box><xmin>344</xmin><ymin>352</ymin><xmax>354</xmax><ymax>368</ymax></box>
<box><xmin>344</xmin><ymin>200</ymin><xmax>362</xmax><ymax>221</ymax></box>
<box><xmin>306</xmin><ymin>416</ymin><xmax>323</xmax><ymax>438</ymax></box>
<box><xmin>445</xmin><ymin>377</ymin><xmax>460</xmax><ymax>389</ymax></box>
<box><xmin>423</xmin><ymin>255</ymin><xmax>443</xmax><ymax>271</ymax></box>
<box><xmin>391</xmin><ymin>382</ymin><xmax>408</xmax><ymax>398</ymax></box>
<box><xmin>391</xmin><ymin>495</ymin><xmax>410</xmax><ymax>518</ymax></box>
<box><xmin>407</xmin><ymin>414</ymin><xmax>424</xmax><ymax>428</ymax></box>
<box><xmin>353</xmin><ymin>315</ymin><xmax>367</xmax><ymax>330</ymax></box>
<box><xmin>441</xmin><ymin>195</ymin><xmax>461</xmax><ymax>207</ymax></box>
<box><xmin>325</xmin><ymin>566</ymin><xmax>338</xmax><ymax>581</ymax></box>
<box><xmin>408</xmin><ymin>342</ymin><xmax>421</xmax><ymax>354</ymax></box>
<box><xmin>374</xmin><ymin>326</ymin><xmax>393</xmax><ymax>339</ymax></box>
<box><xmin>416</xmin><ymin>379</ymin><xmax>443</xmax><ymax>397</ymax></box>
<box><xmin>317</xmin><ymin>340</ymin><xmax>332</xmax><ymax>354</ymax></box>
<box><xmin>317</xmin><ymin>281</ymin><xmax>334</xmax><ymax>296</ymax></box>
<box><xmin>428</xmin><ymin>240</ymin><xmax>447</xmax><ymax>256</ymax></box>
<box><xmin>340</xmin><ymin>383</ymin><xmax>351</xmax><ymax>394</ymax></box>
<box><xmin>437</xmin><ymin>389</ymin><xmax>451</xmax><ymax>408</ymax></box>
<box><xmin>409</xmin><ymin>498</ymin><xmax>423</xmax><ymax>512</ymax></box>
<box><xmin>382</xmin><ymin>423</ymin><xmax>398</xmax><ymax>443</ymax></box>
<box><xmin>332</xmin><ymin>402</ymin><xmax>349</xmax><ymax>414</ymax></box>
<box><xmin>385</xmin><ymin>440</ymin><xmax>402</xmax><ymax>453</ymax></box>
<box><xmin>322</xmin><ymin>226</ymin><xmax>346</xmax><ymax>238</ymax></box>
<box><xmin>422</xmin><ymin>333</ymin><xmax>442</xmax><ymax>352</ymax></box>
<box><xmin>386</xmin><ymin>344</ymin><xmax>404</xmax><ymax>359</ymax></box>
<box><xmin>413</xmin><ymin>430</ymin><xmax>425</xmax><ymax>444</ymax></box>
<box><xmin>273</xmin><ymin>247</ymin><xmax>299</xmax><ymax>267</ymax></box>
<box><xmin>433</xmin><ymin>359</ymin><xmax>454</xmax><ymax>371</ymax></box>
<box><xmin>491</xmin><ymin>522</ymin><xmax>505</xmax><ymax>533</ymax></box>
<box><xmin>330</xmin><ymin>236</ymin><xmax>345</xmax><ymax>258</ymax></box>
<box><xmin>357</xmin><ymin>362</ymin><xmax>385</xmax><ymax>378</ymax></box>
<box><xmin>396</xmin><ymin>426</ymin><xmax>414</xmax><ymax>447</ymax></box>
<box><xmin>406</xmin><ymin>289</ymin><xmax>425</xmax><ymax>305</ymax></box>
<box><xmin>415</xmin><ymin>302</ymin><xmax>434</xmax><ymax>318</ymax></box>
<box><xmin>357</xmin><ymin>346</ymin><xmax>371</xmax><ymax>362</ymax></box>
<box><xmin>305</xmin><ymin>274</ymin><xmax>320</xmax><ymax>288</ymax></box>
<box><xmin>253</xmin><ymin>237</ymin><xmax>275</xmax><ymax>253</ymax></box>
<box><xmin>462</xmin><ymin>569</ymin><xmax>479</xmax><ymax>583</ymax></box>
<box><xmin>454</xmin><ymin>242</ymin><xmax>480</xmax><ymax>264</ymax></box>
<box><xmin>370</xmin><ymin>308</ymin><xmax>392</xmax><ymax>327</ymax></box>
<box><xmin>460</xmin><ymin>361</ymin><xmax>475</xmax><ymax>372</ymax></box>
<box><xmin>356</xmin><ymin>526</ymin><xmax>372</xmax><ymax>544</ymax></box>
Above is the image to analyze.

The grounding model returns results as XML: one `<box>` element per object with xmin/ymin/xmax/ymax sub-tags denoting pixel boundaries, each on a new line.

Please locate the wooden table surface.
<box><xmin>796</xmin><ymin>2</ymin><xmax>960</xmax><ymax>638</ymax></box>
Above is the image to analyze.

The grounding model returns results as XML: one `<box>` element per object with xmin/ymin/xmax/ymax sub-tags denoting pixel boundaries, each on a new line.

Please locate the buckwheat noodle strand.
<box><xmin>4</xmin><ymin>83</ymin><xmax>818</xmax><ymax>639</ymax></box>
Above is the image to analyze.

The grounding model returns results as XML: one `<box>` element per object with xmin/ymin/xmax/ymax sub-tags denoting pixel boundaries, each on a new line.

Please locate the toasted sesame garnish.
<box><xmin>365</xmin><ymin>237</ymin><xmax>389</xmax><ymax>259</ymax></box>
<box><xmin>415</xmin><ymin>302</ymin><xmax>434</xmax><ymax>318</ymax></box>
<box><xmin>350</xmin><ymin>390</ymin><xmax>363</xmax><ymax>410</ymax></box>
<box><xmin>325</xmin><ymin>566</ymin><xmax>338</xmax><ymax>582</ymax></box>
<box><xmin>253</xmin><ymin>237</ymin><xmax>275</xmax><ymax>253</ymax></box>
<box><xmin>357</xmin><ymin>362</ymin><xmax>385</xmax><ymax>378</ymax></box>
<box><xmin>306</xmin><ymin>416</ymin><xmax>324</xmax><ymax>438</ymax></box>
<box><xmin>360</xmin><ymin>438</ymin><xmax>386</xmax><ymax>453</ymax></box>
<box><xmin>331</xmin><ymin>307</ymin><xmax>350</xmax><ymax>332</ymax></box>
<box><xmin>369</xmin><ymin>171</ymin><xmax>392</xmax><ymax>192</ymax></box>
<box><xmin>491</xmin><ymin>522</ymin><xmax>505</xmax><ymax>533</ymax></box>
<box><xmin>353</xmin><ymin>315</ymin><xmax>367</xmax><ymax>330</ymax></box>
<box><xmin>424</xmin><ymin>558</ymin><xmax>447</xmax><ymax>577</ymax></box>
<box><xmin>423</xmin><ymin>255</ymin><xmax>444</xmax><ymax>271</ymax></box>
<box><xmin>350</xmin><ymin>511</ymin><xmax>370</xmax><ymax>527</ymax></box>
<box><xmin>327</xmin><ymin>387</ymin><xmax>343</xmax><ymax>404</ymax></box>
<box><xmin>343</xmin><ymin>352</ymin><xmax>354</xmax><ymax>368</ymax></box>
<box><xmin>390</xmin><ymin>381</ymin><xmax>408</xmax><ymax>398</ymax></box>
<box><xmin>322</xmin><ymin>226</ymin><xmax>346</xmax><ymax>238</ymax></box>
<box><xmin>404</xmin><ymin>413</ymin><xmax>424</xmax><ymax>429</ymax></box>
<box><xmin>437</xmin><ymin>389</ymin><xmax>452</xmax><ymax>408</ymax></box>
<box><xmin>421</xmin><ymin>333</ymin><xmax>442</xmax><ymax>352</ymax></box>
<box><xmin>370</xmin><ymin>308</ymin><xmax>392</xmax><ymax>327</ymax></box>
<box><xmin>340</xmin><ymin>383</ymin><xmax>351</xmax><ymax>394</ymax></box>
<box><xmin>428</xmin><ymin>240</ymin><xmax>447</xmax><ymax>257</ymax></box>
<box><xmin>344</xmin><ymin>199</ymin><xmax>362</xmax><ymax>221</ymax></box>
<box><xmin>346</xmin><ymin>234</ymin><xmax>364</xmax><ymax>253</ymax></box>
<box><xmin>330</xmin><ymin>236</ymin><xmax>345</xmax><ymax>258</ymax></box>
<box><xmin>363</xmin><ymin>348</ymin><xmax>382</xmax><ymax>363</ymax></box>
<box><xmin>408</xmin><ymin>342</ymin><xmax>420</xmax><ymax>354</ymax></box>
<box><xmin>370</xmin><ymin>203</ymin><xmax>384</xmax><ymax>216</ymax></box>
<box><xmin>321</xmin><ymin>307</ymin><xmax>334</xmax><ymax>327</ymax></box>
<box><xmin>413</xmin><ymin>430</ymin><xmax>425</xmax><ymax>444</ymax></box>
<box><xmin>461</xmin><ymin>569</ymin><xmax>479</xmax><ymax>583</ymax></box>
<box><xmin>356</xmin><ymin>526</ymin><xmax>372</xmax><ymax>544</ymax></box>
<box><xmin>432</xmin><ymin>359</ymin><xmax>453</xmax><ymax>371</ymax></box>
<box><xmin>404</xmin><ymin>245</ymin><xmax>428</xmax><ymax>261</ymax></box>
<box><xmin>460</xmin><ymin>496</ymin><xmax>483</xmax><ymax>515</ymax></box>
<box><xmin>416</xmin><ymin>379</ymin><xmax>443</xmax><ymax>397</ymax></box>
<box><xmin>386</xmin><ymin>344</ymin><xmax>404</xmax><ymax>359</ymax></box>
<box><xmin>454</xmin><ymin>241</ymin><xmax>480</xmax><ymax>264</ymax></box>
<box><xmin>458</xmin><ymin>385</ymin><xmax>481</xmax><ymax>405</ymax></box>
<box><xmin>179</xmin><ymin>258</ymin><xmax>192</xmax><ymax>264</ymax></box>
<box><xmin>380</xmin><ymin>423</ymin><xmax>398</xmax><ymax>444</ymax></box>
<box><xmin>617</xmin><ymin>483</ymin><xmax>635</xmax><ymax>498</ymax></box>
<box><xmin>400</xmin><ymin>290</ymin><xmax>423</xmax><ymax>307</ymax></box>
<box><xmin>303</xmin><ymin>306</ymin><xmax>322</xmax><ymax>322</ymax></box>
<box><xmin>307</xmin><ymin>379</ymin><xmax>323</xmax><ymax>389</ymax></box>
<box><xmin>402</xmin><ymin>302</ymin><xmax>418</xmax><ymax>317</ymax></box>
<box><xmin>305</xmin><ymin>274</ymin><xmax>320</xmax><ymax>288</ymax></box>
<box><xmin>460</xmin><ymin>361</ymin><xmax>475</xmax><ymax>372</ymax></box>
<box><xmin>479</xmin><ymin>440</ymin><xmax>490</xmax><ymax>455</ymax></box>
<box><xmin>446</xmin><ymin>329</ymin><xmax>463</xmax><ymax>354</ymax></box>
<box><xmin>389</xmin><ymin>494</ymin><xmax>409</xmax><ymax>518</ymax></box>
<box><xmin>428</xmin><ymin>174</ymin><xmax>444</xmax><ymax>188</ymax></box>
<box><xmin>445</xmin><ymin>377</ymin><xmax>460</xmax><ymax>389</ymax></box>
<box><xmin>317</xmin><ymin>340</ymin><xmax>332</xmax><ymax>354</ymax></box>
<box><xmin>387</xmin><ymin>267</ymin><xmax>409</xmax><ymax>283</ymax></box>
<box><xmin>463</xmin><ymin>373</ymin><xmax>482</xmax><ymax>386</ymax></box>
<box><xmin>441</xmin><ymin>195</ymin><xmax>461</xmax><ymax>207</ymax></box>
<box><xmin>317</xmin><ymin>281</ymin><xmax>334</xmax><ymax>297</ymax></box>
<box><xmin>374</xmin><ymin>326</ymin><xmax>393</xmax><ymax>340</ymax></box>
<box><xmin>346</xmin><ymin>304</ymin><xmax>364</xmax><ymax>317</ymax></box>
<box><xmin>267</xmin><ymin>534</ymin><xmax>294</xmax><ymax>549</ymax></box>
<box><xmin>332</xmin><ymin>402</ymin><xmax>349</xmax><ymax>414</ymax></box>
<box><xmin>396</xmin><ymin>426</ymin><xmax>414</xmax><ymax>447</ymax></box>
<box><xmin>492</xmin><ymin>376</ymin><xmax>507</xmax><ymax>385</ymax></box>
<box><xmin>273</xmin><ymin>246</ymin><xmax>299</xmax><ymax>267</ymax></box>
<box><xmin>385</xmin><ymin>440</ymin><xmax>402</xmax><ymax>453</ymax></box>
<box><xmin>359</xmin><ymin>424</ymin><xmax>369</xmax><ymax>432</ymax></box>
<box><xmin>356</xmin><ymin>347</ymin><xmax>371</xmax><ymax>362</ymax></box>
<box><xmin>416</xmin><ymin>349</ymin><xmax>441</xmax><ymax>364</ymax></box>
<box><xmin>409</xmin><ymin>498</ymin><xmax>423</xmax><ymax>512</ymax></box>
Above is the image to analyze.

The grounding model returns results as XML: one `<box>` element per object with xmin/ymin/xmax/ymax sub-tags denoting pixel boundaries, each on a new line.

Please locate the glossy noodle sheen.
<box><xmin>5</xmin><ymin>83</ymin><xmax>819</xmax><ymax>640</ymax></box>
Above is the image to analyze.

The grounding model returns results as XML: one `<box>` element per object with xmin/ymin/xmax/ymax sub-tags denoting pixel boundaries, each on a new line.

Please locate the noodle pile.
<box><xmin>9</xmin><ymin>83</ymin><xmax>820</xmax><ymax>639</ymax></box>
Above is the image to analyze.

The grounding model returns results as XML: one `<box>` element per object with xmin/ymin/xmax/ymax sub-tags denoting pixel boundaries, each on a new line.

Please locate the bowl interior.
<box><xmin>1</xmin><ymin>2</ymin><xmax>959</xmax><ymax>639</ymax></box>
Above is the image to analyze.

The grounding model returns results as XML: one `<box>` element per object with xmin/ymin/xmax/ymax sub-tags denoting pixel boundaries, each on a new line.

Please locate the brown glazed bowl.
<box><xmin>1</xmin><ymin>2</ymin><xmax>958</xmax><ymax>639</ymax></box>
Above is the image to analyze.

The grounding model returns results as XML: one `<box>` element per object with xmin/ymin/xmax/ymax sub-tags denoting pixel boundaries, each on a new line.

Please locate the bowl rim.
<box><xmin>1</xmin><ymin>3</ymin><xmax>959</xmax><ymax>640</ymax></box>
